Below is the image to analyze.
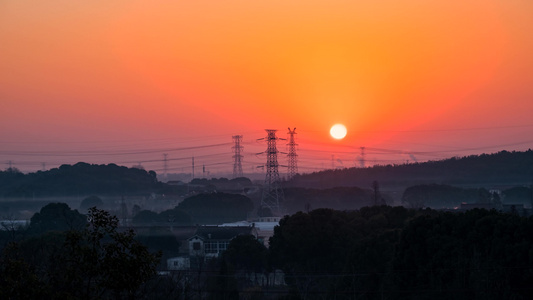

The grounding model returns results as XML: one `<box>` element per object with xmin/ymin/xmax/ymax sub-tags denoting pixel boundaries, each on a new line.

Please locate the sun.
<box><xmin>330</xmin><ymin>124</ymin><xmax>347</xmax><ymax>140</ymax></box>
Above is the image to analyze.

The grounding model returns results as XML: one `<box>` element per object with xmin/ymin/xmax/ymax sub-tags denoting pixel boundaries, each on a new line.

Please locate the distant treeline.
<box><xmin>189</xmin><ymin>177</ymin><xmax>253</xmax><ymax>190</ymax></box>
<box><xmin>132</xmin><ymin>192</ymin><xmax>254</xmax><ymax>225</ymax></box>
<box><xmin>284</xmin><ymin>186</ymin><xmax>376</xmax><ymax>213</ymax></box>
<box><xmin>0</xmin><ymin>162</ymin><xmax>165</xmax><ymax>197</ymax></box>
<box><xmin>0</xmin><ymin>164</ymin><xmax>255</xmax><ymax>198</ymax></box>
<box><xmin>4</xmin><ymin>150</ymin><xmax>533</xmax><ymax>210</ymax></box>
<box><xmin>288</xmin><ymin>150</ymin><xmax>533</xmax><ymax>188</ymax></box>
<box><xmin>401</xmin><ymin>184</ymin><xmax>533</xmax><ymax>209</ymax></box>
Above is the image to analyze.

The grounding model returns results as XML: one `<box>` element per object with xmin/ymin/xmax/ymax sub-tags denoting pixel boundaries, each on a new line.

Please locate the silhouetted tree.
<box><xmin>177</xmin><ymin>192</ymin><xmax>253</xmax><ymax>224</ymax></box>
<box><xmin>502</xmin><ymin>186</ymin><xmax>532</xmax><ymax>205</ymax></box>
<box><xmin>283</xmin><ymin>187</ymin><xmax>373</xmax><ymax>214</ymax></box>
<box><xmin>223</xmin><ymin>235</ymin><xmax>268</xmax><ymax>274</ymax></box>
<box><xmin>0</xmin><ymin>207</ymin><xmax>161</xmax><ymax>299</ymax></box>
<box><xmin>393</xmin><ymin>209</ymin><xmax>533</xmax><ymax>299</ymax></box>
<box><xmin>269</xmin><ymin>207</ymin><xmax>409</xmax><ymax>299</ymax></box>
<box><xmin>206</xmin><ymin>259</ymin><xmax>239</xmax><ymax>300</ymax></box>
<box><xmin>159</xmin><ymin>207</ymin><xmax>193</xmax><ymax>225</ymax></box>
<box><xmin>0</xmin><ymin>243</ymin><xmax>45</xmax><ymax>299</ymax></box>
<box><xmin>28</xmin><ymin>202</ymin><xmax>86</xmax><ymax>235</ymax></box>
<box><xmin>132</xmin><ymin>204</ymin><xmax>141</xmax><ymax>217</ymax></box>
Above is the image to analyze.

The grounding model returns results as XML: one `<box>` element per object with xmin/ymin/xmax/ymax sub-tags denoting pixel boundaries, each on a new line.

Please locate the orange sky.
<box><xmin>1</xmin><ymin>0</ymin><xmax>533</xmax><ymax>174</ymax></box>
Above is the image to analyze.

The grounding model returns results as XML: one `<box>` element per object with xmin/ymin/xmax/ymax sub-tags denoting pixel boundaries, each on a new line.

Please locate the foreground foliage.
<box><xmin>0</xmin><ymin>207</ymin><xmax>161</xmax><ymax>299</ymax></box>
<box><xmin>4</xmin><ymin>202</ymin><xmax>533</xmax><ymax>299</ymax></box>
<box><xmin>269</xmin><ymin>207</ymin><xmax>533</xmax><ymax>299</ymax></box>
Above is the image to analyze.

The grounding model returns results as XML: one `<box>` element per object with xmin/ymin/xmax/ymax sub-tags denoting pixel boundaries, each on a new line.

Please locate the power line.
<box><xmin>163</xmin><ymin>153</ymin><xmax>168</xmax><ymax>181</ymax></box>
<box><xmin>3</xmin><ymin>129</ymin><xmax>533</xmax><ymax>175</ymax></box>
<box><xmin>0</xmin><ymin>142</ymin><xmax>232</xmax><ymax>157</ymax></box>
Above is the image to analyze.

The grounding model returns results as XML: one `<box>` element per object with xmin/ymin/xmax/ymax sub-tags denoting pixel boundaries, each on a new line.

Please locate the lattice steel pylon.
<box><xmin>360</xmin><ymin>146</ymin><xmax>366</xmax><ymax>168</ymax></box>
<box><xmin>261</xmin><ymin>129</ymin><xmax>284</xmax><ymax>216</ymax></box>
<box><xmin>287</xmin><ymin>128</ymin><xmax>298</xmax><ymax>179</ymax></box>
<box><xmin>232</xmin><ymin>135</ymin><xmax>243</xmax><ymax>178</ymax></box>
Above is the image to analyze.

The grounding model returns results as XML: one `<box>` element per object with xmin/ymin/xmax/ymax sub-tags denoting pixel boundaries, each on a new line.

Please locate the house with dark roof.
<box><xmin>166</xmin><ymin>224</ymin><xmax>285</xmax><ymax>287</ymax></box>
<box><xmin>167</xmin><ymin>225</ymin><xmax>258</xmax><ymax>271</ymax></box>
<box><xmin>188</xmin><ymin>225</ymin><xmax>258</xmax><ymax>258</ymax></box>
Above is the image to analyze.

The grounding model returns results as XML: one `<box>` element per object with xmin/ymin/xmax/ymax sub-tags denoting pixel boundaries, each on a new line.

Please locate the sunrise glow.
<box><xmin>330</xmin><ymin>124</ymin><xmax>347</xmax><ymax>140</ymax></box>
<box><xmin>1</xmin><ymin>0</ymin><xmax>533</xmax><ymax>174</ymax></box>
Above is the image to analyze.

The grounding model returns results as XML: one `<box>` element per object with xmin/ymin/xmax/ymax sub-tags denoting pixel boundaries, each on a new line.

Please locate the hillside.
<box><xmin>3</xmin><ymin>150</ymin><xmax>533</xmax><ymax>204</ymax></box>
<box><xmin>288</xmin><ymin>150</ymin><xmax>533</xmax><ymax>189</ymax></box>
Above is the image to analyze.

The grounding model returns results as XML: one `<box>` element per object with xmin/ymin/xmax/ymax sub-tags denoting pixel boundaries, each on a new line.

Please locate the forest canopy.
<box><xmin>0</xmin><ymin>162</ymin><xmax>161</xmax><ymax>197</ymax></box>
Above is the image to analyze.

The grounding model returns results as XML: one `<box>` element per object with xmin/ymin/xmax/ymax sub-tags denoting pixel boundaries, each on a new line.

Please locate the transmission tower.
<box><xmin>287</xmin><ymin>128</ymin><xmax>298</xmax><ymax>179</ymax></box>
<box><xmin>372</xmin><ymin>180</ymin><xmax>386</xmax><ymax>206</ymax></box>
<box><xmin>260</xmin><ymin>129</ymin><xmax>284</xmax><ymax>216</ymax></box>
<box><xmin>192</xmin><ymin>156</ymin><xmax>195</xmax><ymax>180</ymax></box>
<box><xmin>232</xmin><ymin>135</ymin><xmax>243</xmax><ymax>178</ymax></box>
<box><xmin>360</xmin><ymin>147</ymin><xmax>366</xmax><ymax>168</ymax></box>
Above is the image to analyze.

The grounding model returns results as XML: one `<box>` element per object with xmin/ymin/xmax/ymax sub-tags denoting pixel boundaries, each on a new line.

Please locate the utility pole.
<box><xmin>232</xmin><ymin>135</ymin><xmax>243</xmax><ymax>178</ymax></box>
<box><xmin>360</xmin><ymin>147</ymin><xmax>366</xmax><ymax>168</ymax></box>
<box><xmin>287</xmin><ymin>128</ymin><xmax>298</xmax><ymax>179</ymax></box>
<box><xmin>163</xmin><ymin>153</ymin><xmax>168</xmax><ymax>182</ymax></box>
<box><xmin>372</xmin><ymin>180</ymin><xmax>380</xmax><ymax>206</ymax></box>
<box><xmin>192</xmin><ymin>157</ymin><xmax>195</xmax><ymax>180</ymax></box>
<box><xmin>372</xmin><ymin>180</ymin><xmax>385</xmax><ymax>206</ymax></box>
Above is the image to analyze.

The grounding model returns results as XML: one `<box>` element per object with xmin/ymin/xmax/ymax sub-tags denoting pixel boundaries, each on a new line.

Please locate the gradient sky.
<box><xmin>1</xmin><ymin>0</ymin><xmax>533</xmax><ymax>175</ymax></box>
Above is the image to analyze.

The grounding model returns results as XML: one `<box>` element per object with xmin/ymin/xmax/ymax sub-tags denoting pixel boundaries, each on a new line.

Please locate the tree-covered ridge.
<box><xmin>401</xmin><ymin>184</ymin><xmax>488</xmax><ymax>208</ymax></box>
<box><xmin>400</xmin><ymin>184</ymin><xmax>533</xmax><ymax>209</ymax></box>
<box><xmin>189</xmin><ymin>177</ymin><xmax>253</xmax><ymax>191</ymax></box>
<box><xmin>269</xmin><ymin>207</ymin><xmax>413</xmax><ymax>286</ymax></box>
<box><xmin>176</xmin><ymin>192</ymin><xmax>254</xmax><ymax>224</ymax></box>
<box><xmin>27</xmin><ymin>202</ymin><xmax>87</xmax><ymax>235</ymax></box>
<box><xmin>0</xmin><ymin>162</ymin><xmax>161</xmax><ymax>197</ymax></box>
<box><xmin>289</xmin><ymin>150</ymin><xmax>533</xmax><ymax>188</ymax></box>
<box><xmin>132</xmin><ymin>207</ymin><xmax>193</xmax><ymax>226</ymax></box>
<box><xmin>284</xmin><ymin>186</ymin><xmax>374</xmax><ymax>213</ymax></box>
